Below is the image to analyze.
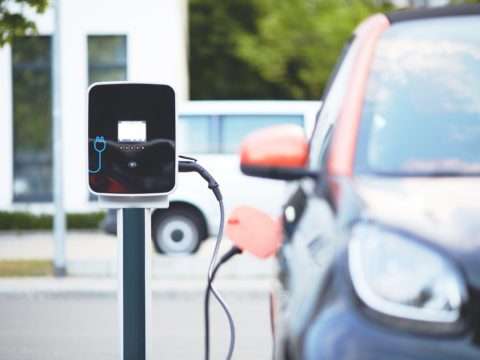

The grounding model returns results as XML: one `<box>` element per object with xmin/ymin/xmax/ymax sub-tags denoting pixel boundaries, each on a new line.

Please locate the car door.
<box><xmin>271</xmin><ymin>36</ymin><xmax>361</xmax><ymax>358</ymax></box>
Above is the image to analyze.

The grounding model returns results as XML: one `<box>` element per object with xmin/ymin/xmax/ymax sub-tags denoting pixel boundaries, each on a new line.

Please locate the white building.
<box><xmin>0</xmin><ymin>0</ymin><xmax>189</xmax><ymax>213</ymax></box>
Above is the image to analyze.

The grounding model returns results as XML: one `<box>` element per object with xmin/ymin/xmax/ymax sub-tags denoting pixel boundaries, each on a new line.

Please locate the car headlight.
<box><xmin>348</xmin><ymin>224</ymin><xmax>467</xmax><ymax>324</ymax></box>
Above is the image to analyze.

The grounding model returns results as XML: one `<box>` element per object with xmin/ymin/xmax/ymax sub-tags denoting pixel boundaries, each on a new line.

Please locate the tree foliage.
<box><xmin>236</xmin><ymin>0</ymin><xmax>393</xmax><ymax>99</ymax></box>
<box><xmin>188</xmin><ymin>0</ymin><xmax>291</xmax><ymax>99</ymax></box>
<box><xmin>189</xmin><ymin>0</ymin><xmax>393</xmax><ymax>100</ymax></box>
<box><xmin>0</xmin><ymin>0</ymin><xmax>48</xmax><ymax>47</ymax></box>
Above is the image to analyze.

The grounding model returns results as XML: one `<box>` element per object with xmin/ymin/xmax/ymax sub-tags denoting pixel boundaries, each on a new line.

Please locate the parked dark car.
<box><xmin>239</xmin><ymin>5</ymin><xmax>480</xmax><ymax>359</ymax></box>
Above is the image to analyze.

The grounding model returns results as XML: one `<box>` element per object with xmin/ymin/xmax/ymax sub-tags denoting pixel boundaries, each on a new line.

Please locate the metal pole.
<box><xmin>118</xmin><ymin>208</ymin><xmax>151</xmax><ymax>360</ymax></box>
<box><xmin>52</xmin><ymin>0</ymin><xmax>66</xmax><ymax>277</ymax></box>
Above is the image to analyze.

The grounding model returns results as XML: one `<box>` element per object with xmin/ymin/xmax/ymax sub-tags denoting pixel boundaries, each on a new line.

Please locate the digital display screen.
<box><xmin>118</xmin><ymin>121</ymin><xmax>147</xmax><ymax>142</ymax></box>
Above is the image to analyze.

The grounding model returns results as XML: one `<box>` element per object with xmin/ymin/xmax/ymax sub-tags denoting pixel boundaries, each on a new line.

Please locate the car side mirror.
<box><xmin>240</xmin><ymin>124</ymin><xmax>318</xmax><ymax>180</ymax></box>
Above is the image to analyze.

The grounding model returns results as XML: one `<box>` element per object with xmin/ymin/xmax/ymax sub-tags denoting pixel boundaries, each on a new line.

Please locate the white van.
<box><xmin>102</xmin><ymin>100</ymin><xmax>320</xmax><ymax>253</ymax></box>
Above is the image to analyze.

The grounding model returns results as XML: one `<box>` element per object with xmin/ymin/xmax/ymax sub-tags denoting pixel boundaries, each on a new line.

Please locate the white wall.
<box><xmin>0</xmin><ymin>46</ymin><xmax>13</xmax><ymax>209</ymax></box>
<box><xmin>0</xmin><ymin>0</ymin><xmax>188</xmax><ymax>213</ymax></box>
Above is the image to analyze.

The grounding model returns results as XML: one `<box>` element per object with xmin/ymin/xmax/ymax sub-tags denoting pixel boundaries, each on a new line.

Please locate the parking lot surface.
<box><xmin>0</xmin><ymin>292</ymin><xmax>271</xmax><ymax>360</ymax></box>
<box><xmin>0</xmin><ymin>230</ymin><xmax>274</xmax><ymax>359</ymax></box>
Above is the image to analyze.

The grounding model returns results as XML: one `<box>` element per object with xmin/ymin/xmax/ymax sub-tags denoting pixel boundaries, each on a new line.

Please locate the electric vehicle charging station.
<box><xmin>88</xmin><ymin>82</ymin><xmax>177</xmax><ymax>360</ymax></box>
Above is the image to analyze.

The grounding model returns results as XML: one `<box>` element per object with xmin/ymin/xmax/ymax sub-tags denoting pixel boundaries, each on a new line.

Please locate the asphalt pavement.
<box><xmin>0</xmin><ymin>291</ymin><xmax>272</xmax><ymax>360</ymax></box>
<box><xmin>0</xmin><ymin>230</ymin><xmax>275</xmax><ymax>359</ymax></box>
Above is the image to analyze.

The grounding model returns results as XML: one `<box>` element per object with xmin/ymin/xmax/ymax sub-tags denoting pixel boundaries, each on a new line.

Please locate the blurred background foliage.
<box><xmin>0</xmin><ymin>0</ymin><xmax>48</xmax><ymax>47</ymax></box>
<box><xmin>189</xmin><ymin>0</ymin><xmax>393</xmax><ymax>100</ymax></box>
<box><xmin>236</xmin><ymin>0</ymin><xmax>395</xmax><ymax>99</ymax></box>
<box><xmin>189</xmin><ymin>0</ymin><xmax>479</xmax><ymax>100</ymax></box>
<box><xmin>0</xmin><ymin>211</ymin><xmax>105</xmax><ymax>230</ymax></box>
<box><xmin>2</xmin><ymin>0</ymin><xmax>480</xmax><ymax>101</ymax></box>
<box><xmin>2</xmin><ymin>0</ymin><xmax>479</xmax><ymax>102</ymax></box>
<box><xmin>189</xmin><ymin>0</ymin><xmax>289</xmax><ymax>99</ymax></box>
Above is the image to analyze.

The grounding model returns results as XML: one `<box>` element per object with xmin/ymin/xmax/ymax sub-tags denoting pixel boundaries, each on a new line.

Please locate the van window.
<box><xmin>178</xmin><ymin>113</ymin><xmax>304</xmax><ymax>155</ymax></box>
<box><xmin>221</xmin><ymin>115</ymin><xmax>303</xmax><ymax>154</ymax></box>
<box><xmin>177</xmin><ymin>115</ymin><xmax>211</xmax><ymax>154</ymax></box>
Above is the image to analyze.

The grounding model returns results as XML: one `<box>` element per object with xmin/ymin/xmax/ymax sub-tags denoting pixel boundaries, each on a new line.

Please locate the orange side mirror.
<box><xmin>240</xmin><ymin>124</ymin><xmax>316</xmax><ymax>180</ymax></box>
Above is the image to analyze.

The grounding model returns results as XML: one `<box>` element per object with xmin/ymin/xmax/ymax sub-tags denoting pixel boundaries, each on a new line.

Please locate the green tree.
<box><xmin>189</xmin><ymin>0</ymin><xmax>393</xmax><ymax>100</ymax></box>
<box><xmin>236</xmin><ymin>0</ymin><xmax>393</xmax><ymax>99</ymax></box>
<box><xmin>0</xmin><ymin>0</ymin><xmax>48</xmax><ymax>47</ymax></box>
<box><xmin>189</xmin><ymin>0</ymin><xmax>291</xmax><ymax>99</ymax></box>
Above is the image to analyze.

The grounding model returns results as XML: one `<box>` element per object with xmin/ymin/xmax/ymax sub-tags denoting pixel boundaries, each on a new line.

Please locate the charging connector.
<box><xmin>179</xmin><ymin>157</ymin><xmax>222</xmax><ymax>201</ymax></box>
<box><xmin>179</xmin><ymin>156</ymin><xmax>235</xmax><ymax>360</ymax></box>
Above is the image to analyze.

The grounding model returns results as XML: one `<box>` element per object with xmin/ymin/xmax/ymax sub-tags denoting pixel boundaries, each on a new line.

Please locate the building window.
<box><xmin>88</xmin><ymin>35</ymin><xmax>127</xmax><ymax>85</ymax></box>
<box><xmin>12</xmin><ymin>36</ymin><xmax>52</xmax><ymax>201</ymax></box>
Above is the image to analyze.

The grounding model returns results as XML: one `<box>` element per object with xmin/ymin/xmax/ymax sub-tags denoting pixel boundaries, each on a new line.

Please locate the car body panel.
<box><xmin>263</xmin><ymin>5</ymin><xmax>480</xmax><ymax>359</ymax></box>
<box><xmin>354</xmin><ymin>177</ymin><xmax>480</xmax><ymax>289</ymax></box>
<box><xmin>328</xmin><ymin>14</ymin><xmax>390</xmax><ymax>177</ymax></box>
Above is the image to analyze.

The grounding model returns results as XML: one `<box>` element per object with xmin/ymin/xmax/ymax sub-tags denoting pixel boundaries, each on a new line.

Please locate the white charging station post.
<box><xmin>87</xmin><ymin>82</ymin><xmax>177</xmax><ymax>360</ymax></box>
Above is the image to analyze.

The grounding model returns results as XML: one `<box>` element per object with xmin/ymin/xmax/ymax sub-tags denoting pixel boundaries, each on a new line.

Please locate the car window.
<box><xmin>356</xmin><ymin>16</ymin><xmax>480</xmax><ymax>175</ymax></box>
<box><xmin>221</xmin><ymin>115</ymin><xmax>304</xmax><ymax>154</ymax></box>
<box><xmin>309</xmin><ymin>37</ymin><xmax>360</xmax><ymax>170</ymax></box>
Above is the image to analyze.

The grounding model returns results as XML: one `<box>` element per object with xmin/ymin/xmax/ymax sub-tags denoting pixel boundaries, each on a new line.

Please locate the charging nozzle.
<box><xmin>227</xmin><ymin>206</ymin><xmax>281</xmax><ymax>259</ymax></box>
<box><xmin>179</xmin><ymin>159</ymin><xmax>222</xmax><ymax>201</ymax></box>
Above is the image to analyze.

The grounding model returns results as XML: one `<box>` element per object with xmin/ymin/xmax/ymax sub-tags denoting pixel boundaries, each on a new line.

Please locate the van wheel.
<box><xmin>152</xmin><ymin>208</ymin><xmax>204</xmax><ymax>254</ymax></box>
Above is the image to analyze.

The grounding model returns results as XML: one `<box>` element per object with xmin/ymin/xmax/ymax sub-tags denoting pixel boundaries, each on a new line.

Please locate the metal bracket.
<box><xmin>98</xmin><ymin>194</ymin><xmax>170</xmax><ymax>209</ymax></box>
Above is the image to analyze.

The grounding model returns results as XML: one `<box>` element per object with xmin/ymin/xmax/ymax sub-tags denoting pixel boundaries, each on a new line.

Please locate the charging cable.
<box><xmin>89</xmin><ymin>136</ymin><xmax>107</xmax><ymax>174</ymax></box>
<box><xmin>204</xmin><ymin>246</ymin><xmax>243</xmax><ymax>359</ymax></box>
<box><xmin>178</xmin><ymin>156</ymin><xmax>237</xmax><ymax>360</ymax></box>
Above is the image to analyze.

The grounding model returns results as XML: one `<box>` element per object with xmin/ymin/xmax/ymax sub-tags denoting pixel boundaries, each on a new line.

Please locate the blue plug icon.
<box><xmin>93</xmin><ymin>136</ymin><xmax>107</xmax><ymax>153</ymax></box>
<box><xmin>89</xmin><ymin>136</ymin><xmax>107</xmax><ymax>174</ymax></box>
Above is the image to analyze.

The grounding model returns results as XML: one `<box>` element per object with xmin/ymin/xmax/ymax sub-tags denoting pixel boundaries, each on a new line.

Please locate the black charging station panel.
<box><xmin>88</xmin><ymin>83</ymin><xmax>176</xmax><ymax>195</ymax></box>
